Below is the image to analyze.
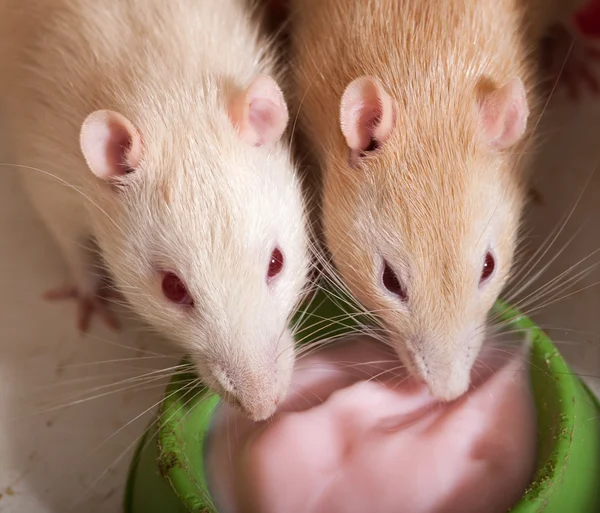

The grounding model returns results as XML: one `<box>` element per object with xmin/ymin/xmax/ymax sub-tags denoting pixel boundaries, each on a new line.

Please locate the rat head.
<box><xmin>322</xmin><ymin>75</ymin><xmax>529</xmax><ymax>401</ymax></box>
<box><xmin>79</xmin><ymin>75</ymin><xmax>309</xmax><ymax>421</ymax></box>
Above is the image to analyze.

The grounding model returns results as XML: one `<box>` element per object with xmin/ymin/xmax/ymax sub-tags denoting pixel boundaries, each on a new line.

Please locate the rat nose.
<box><xmin>411</xmin><ymin>352</ymin><xmax>471</xmax><ymax>402</ymax></box>
<box><xmin>211</xmin><ymin>363</ymin><xmax>281</xmax><ymax>422</ymax></box>
<box><xmin>427</xmin><ymin>372</ymin><xmax>470</xmax><ymax>402</ymax></box>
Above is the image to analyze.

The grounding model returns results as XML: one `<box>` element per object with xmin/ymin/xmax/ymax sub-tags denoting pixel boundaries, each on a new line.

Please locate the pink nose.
<box><xmin>211</xmin><ymin>362</ymin><xmax>283</xmax><ymax>421</ymax></box>
<box><xmin>215</xmin><ymin>379</ymin><xmax>280</xmax><ymax>421</ymax></box>
<box><xmin>232</xmin><ymin>396</ymin><xmax>279</xmax><ymax>422</ymax></box>
<box><xmin>411</xmin><ymin>354</ymin><xmax>471</xmax><ymax>402</ymax></box>
<box><xmin>427</xmin><ymin>378</ymin><xmax>470</xmax><ymax>402</ymax></box>
<box><xmin>248</xmin><ymin>401</ymin><xmax>279</xmax><ymax>422</ymax></box>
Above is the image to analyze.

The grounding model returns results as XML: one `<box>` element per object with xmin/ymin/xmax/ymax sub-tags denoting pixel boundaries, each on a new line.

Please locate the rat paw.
<box><xmin>43</xmin><ymin>284</ymin><xmax>121</xmax><ymax>333</ymax></box>
<box><xmin>541</xmin><ymin>23</ymin><xmax>600</xmax><ymax>101</ymax></box>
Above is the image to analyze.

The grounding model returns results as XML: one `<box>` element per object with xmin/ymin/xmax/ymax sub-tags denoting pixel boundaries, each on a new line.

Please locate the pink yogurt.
<box><xmin>206</xmin><ymin>336</ymin><xmax>537</xmax><ymax>513</ymax></box>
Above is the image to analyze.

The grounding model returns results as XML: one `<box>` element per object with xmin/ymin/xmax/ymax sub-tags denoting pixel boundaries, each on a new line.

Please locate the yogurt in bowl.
<box><xmin>124</xmin><ymin>295</ymin><xmax>600</xmax><ymax>513</ymax></box>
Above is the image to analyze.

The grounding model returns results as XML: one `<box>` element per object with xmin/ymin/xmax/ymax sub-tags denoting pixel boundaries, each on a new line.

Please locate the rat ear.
<box><xmin>340</xmin><ymin>76</ymin><xmax>396</xmax><ymax>152</ymax></box>
<box><xmin>229</xmin><ymin>75</ymin><xmax>289</xmax><ymax>147</ymax></box>
<box><xmin>80</xmin><ymin>110</ymin><xmax>142</xmax><ymax>180</ymax></box>
<box><xmin>478</xmin><ymin>77</ymin><xmax>529</xmax><ymax>151</ymax></box>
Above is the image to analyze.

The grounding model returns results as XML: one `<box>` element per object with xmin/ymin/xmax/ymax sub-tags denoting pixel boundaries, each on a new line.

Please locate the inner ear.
<box><xmin>80</xmin><ymin>110</ymin><xmax>142</xmax><ymax>181</ymax></box>
<box><xmin>229</xmin><ymin>75</ymin><xmax>289</xmax><ymax>147</ymax></box>
<box><xmin>339</xmin><ymin>76</ymin><xmax>396</xmax><ymax>153</ymax></box>
<box><xmin>477</xmin><ymin>77</ymin><xmax>529</xmax><ymax>151</ymax></box>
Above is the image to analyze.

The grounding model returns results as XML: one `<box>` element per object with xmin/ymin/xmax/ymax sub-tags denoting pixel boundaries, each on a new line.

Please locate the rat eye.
<box><xmin>267</xmin><ymin>248</ymin><xmax>284</xmax><ymax>281</ymax></box>
<box><xmin>382</xmin><ymin>261</ymin><xmax>407</xmax><ymax>301</ymax></box>
<box><xmin>480</xmin><ymin>252</ymin><xmax>496</xmax><ymax>285</ymax></box>
<box><xmin>161</xmin><ymin>272</ymin><xmax>193</xmax><ymax>306</ymax></box>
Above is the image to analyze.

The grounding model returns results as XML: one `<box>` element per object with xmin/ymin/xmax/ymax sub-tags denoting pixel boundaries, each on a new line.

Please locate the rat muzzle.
<box><xmin>410</xmin><ymin>351</ymin><xmax>473</xmax><ymax>402</ymax></box>
<box><xmin>210</xmin><ymin>362</ymin><xmax>285</xmax><ymax>422</ymax></box>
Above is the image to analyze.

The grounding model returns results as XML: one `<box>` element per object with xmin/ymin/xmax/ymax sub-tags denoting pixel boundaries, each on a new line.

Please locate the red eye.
<box><xmin>480</xmin><ymin>252</ymin><xmax>496</xmax><ymax>285</ymax></box>
<box><xmin>161</xmin><ymin>272</ymin><xmax>193</xmax><ymax>306</ymax></box>
<box><xmin>267</xmin><ymin>248</ymin><xmax>284</xmax><ymax>281</ymax></box>
<box><xmin>382</xmin><ymin>261</ymin><xmax>407</xmax><ymax>301</ymax></box>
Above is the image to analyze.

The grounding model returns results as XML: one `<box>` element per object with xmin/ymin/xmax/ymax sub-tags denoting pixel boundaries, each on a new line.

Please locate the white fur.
<box><xmin>0</xmin><ymin>0</ymin><xmax>310</xmax><ymax>421</ymax></box>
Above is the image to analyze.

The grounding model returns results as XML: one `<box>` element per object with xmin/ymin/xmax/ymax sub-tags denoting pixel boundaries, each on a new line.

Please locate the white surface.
<box><xmin>2</xmin><ymin>29</ymin><xmax>600</xmax><ymax>513</ymax></box>
<box><xmin>0</xmin><ymin>129</ymin><xmax>184</xmax><ymax>511</ymax></box>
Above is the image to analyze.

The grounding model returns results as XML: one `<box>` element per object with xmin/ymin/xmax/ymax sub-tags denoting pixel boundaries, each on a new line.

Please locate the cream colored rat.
<box><xmin>288</xmin><ymin>0</ymin><xmax>562</xmax><ymax>401</ymax></box>
<box><xmin>0</xmin><ymin>0</ymin><xmax>310</xmax><ymax>421</ymax></box>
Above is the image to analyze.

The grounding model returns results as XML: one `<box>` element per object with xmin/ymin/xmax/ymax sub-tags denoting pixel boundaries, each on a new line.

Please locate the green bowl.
<box><xmin>124</xmin><ymin>292</ymin><xmax>600</xmax><ymax>513</ymax></box>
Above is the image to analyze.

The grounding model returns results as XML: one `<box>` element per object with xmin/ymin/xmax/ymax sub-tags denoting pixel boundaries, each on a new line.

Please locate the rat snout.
<box><xmin>210</xmin><ymin>360</ymin><xmax>285</xmax><ymax>422</ymax></box>
<box><xmin>425</xmin><ymin>368</ymin><xmax>471</xmax><ymax>402</ymax></box>
<box><xmin>411</xmin><ymin>350</ymin><xmax>472</xmax><ymax>402</ymax></box>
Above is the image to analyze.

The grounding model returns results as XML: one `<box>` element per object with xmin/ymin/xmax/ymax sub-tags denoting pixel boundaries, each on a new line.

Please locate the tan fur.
<box><xmin>0</xmin><ymin>0</ymin><xmax>310</xmax><ymax>420</ymax></box>
<box><xmin>289</xmin><ymin>0</ymin><xmax>555</xmax><ymax>400</ymax></box>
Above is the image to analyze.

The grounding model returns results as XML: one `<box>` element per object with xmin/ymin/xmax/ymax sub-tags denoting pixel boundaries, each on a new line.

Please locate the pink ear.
<box><xmin>229</xmin><ymin>75</ymin><xmax>289</xmax><ymax>147</ymax></box>
<box><xmin>478</xmin><ymin>78</ymin><xmax>529</xmax><ymax>151</ymax></box>
<box><xmin>340</xmin><ymin>76</ymin><xmax>396</xmax><ymax>152</ymax></box>
<box><xmin>80</xmin><ymin>110</ymin><xmax>142</xmax><ymax>180</ymax></box>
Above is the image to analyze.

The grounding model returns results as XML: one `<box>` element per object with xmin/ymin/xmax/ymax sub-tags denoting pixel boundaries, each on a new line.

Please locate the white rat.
<box><xmin>0</xmin><ymin>0</ymin><xmax>310</xmax><ymax>421</ymax></box>
<box><xmin>287</xmin><ymin>0</ymin><xmax>563</xmax><ymax>401</ymax></box>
